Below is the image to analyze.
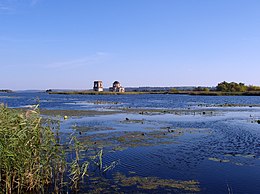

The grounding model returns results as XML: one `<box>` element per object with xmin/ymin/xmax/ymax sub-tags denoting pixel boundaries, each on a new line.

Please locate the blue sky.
<box><xmin>0</xmin><ymin>0</ymin><xmax>260</xmax><ymax>90</ymax></box>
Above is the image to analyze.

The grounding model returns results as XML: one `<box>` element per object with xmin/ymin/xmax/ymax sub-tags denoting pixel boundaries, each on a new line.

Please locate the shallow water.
<box><xmin>1</xmin><ymin>92</ymin><xmax>260</xmax><ymax>193</ymax></box>
<box><xmin>2</xmin><ymin>92</ymin><xmax>260</xmax><ymax>110</ymax></box>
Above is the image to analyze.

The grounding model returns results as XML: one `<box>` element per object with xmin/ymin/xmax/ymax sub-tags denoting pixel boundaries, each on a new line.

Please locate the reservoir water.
<box><xmin>1</xmin><ymin>92</ymin><xmax>260</xmax><ymax>193</ymax></box>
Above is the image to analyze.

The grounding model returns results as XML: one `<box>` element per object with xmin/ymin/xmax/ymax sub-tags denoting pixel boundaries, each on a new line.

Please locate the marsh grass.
<box><xmin>0</xmin><ymin>105</ymin><xmax>117</xmax><ymax>193</ymax></box>
<box><xmin>0</xmin><ymin>104</ymin><xmax>66</xmax><ymax>193</ymax></box>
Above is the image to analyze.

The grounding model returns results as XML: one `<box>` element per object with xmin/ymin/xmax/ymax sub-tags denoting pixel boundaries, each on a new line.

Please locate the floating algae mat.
<box><xmin>60</xmin><ymin>110</ymin><xmax>260</xmax><ymax>193</ymax></box>
<box><xmin>75</xmin><ymin>121</ymin><xmax>209</xmax><ymax>151</ymax></box>
<box><xmin>86</xmin><ymin>173</ymin><xmax>200</xmax><ymax>193</ymax></box>
<box><xmin>113</xmin><ymin>173</ymin><xmax>200</xmax><ymax>192</ymax></box>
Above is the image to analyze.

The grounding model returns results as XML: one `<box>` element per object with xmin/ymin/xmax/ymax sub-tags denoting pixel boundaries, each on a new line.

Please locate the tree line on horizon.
<box><xmin>215</xmin><ymin>81</ymin><xmax>260</xmax><ymax>92</ymax></box>
<box><xmin>192</xmin><ymin>81</ymin><xmax>260</xmax><ymax>92</ymax></box>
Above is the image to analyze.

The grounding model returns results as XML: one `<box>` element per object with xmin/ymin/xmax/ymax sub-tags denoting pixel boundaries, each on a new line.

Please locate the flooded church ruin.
<box><xmin>109</xmin><ymin>81</ymin><xmax>125</xmax><ymax>92</ymax></box>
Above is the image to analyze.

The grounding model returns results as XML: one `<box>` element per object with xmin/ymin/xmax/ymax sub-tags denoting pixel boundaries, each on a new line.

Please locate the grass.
<box><xmin>0</xmin><ymin>104</ymin><xmax>65</xmax><ymax>193</ymax></box>
<box><xmin>0</xmin><ymin>104</ymin><xmax>117</xmax><ymax>193</ymax></box>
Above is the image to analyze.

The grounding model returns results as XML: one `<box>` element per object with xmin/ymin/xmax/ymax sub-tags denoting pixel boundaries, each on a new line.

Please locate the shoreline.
<box><xmin>47</xmin><ymin>91</ymin><xmax>260</xmax><ymax>96</ymax></box>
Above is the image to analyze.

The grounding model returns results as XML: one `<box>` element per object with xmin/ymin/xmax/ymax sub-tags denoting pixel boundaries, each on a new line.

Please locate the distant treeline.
<box><xmin>192</xmin><ymin>81</ymin><xmax>260</xmax><ymax>93</ymax></box>
<box><xmin>216</xmin><ymin>81</ymin><xmax>260</xmax><ymax>92</ymax></box>
<box><xmin>0</xmin><ymin>89</ymin><xmax>13</xmax><ymax>93</ymax></box>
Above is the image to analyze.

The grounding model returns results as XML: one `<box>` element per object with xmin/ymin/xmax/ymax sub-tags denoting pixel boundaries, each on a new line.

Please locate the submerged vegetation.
<box><xmin>114</xmin><ymin>173</ymin><xmax>200</xmax><ymax>192</ymax></box>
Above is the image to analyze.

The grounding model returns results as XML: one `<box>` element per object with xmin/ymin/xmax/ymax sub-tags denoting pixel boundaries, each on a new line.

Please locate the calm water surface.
<box><xmin>1</xmin><ymin>92</ymin><xmax>260</xmax><ymax>193</ymax></box>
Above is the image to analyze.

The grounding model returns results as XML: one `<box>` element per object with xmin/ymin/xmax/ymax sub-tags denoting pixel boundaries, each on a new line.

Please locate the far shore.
<box><xmin>47</xmin><ymin>90</ymin><xmax>260</xmax><ymax>96</ymax></box>
<box><xmin>0</xmin><ymin>90</ymin><xmax>13</xmax><ymax>93</ymax></box>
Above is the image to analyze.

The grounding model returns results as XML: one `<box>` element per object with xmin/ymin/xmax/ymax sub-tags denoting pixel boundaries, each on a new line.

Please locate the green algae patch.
<box><xmin>120</xmin><ymin>118</ymin><xmax>145</xmax><ymax>124</ymax></box>
<box><xmin>79</xmin><ymin>130</ymin><xmax>179</xmax><ymax>151</ymax></box>
<box><xmin>86</xmin><ymin>173</ymin><xmax>200</xmax><ymax>193</ymax></box>
<box><xmin>220</xmin><ymin>153</ymin><xmax>259</xmax><ymax>166</ymax></box>
<box><xmin>77</xmin><ymin>126</ymin><xmax>210</xmax><ymax>153</ymax></box>
<box><xmin>240</xmin><ymin>154</ymin><xmax>256</xmax><ymax>158</ymax></box>
<box><xmin>114</xmin><ymin>173</ymin><xmax>200</xmax><ymax>192</ymax></box>
<box><xmin>92</xmin><ymin>100</ymin><xmax>121</xmax><ymax>104</ymax></box>
<box><xmin>208</xmin><ymin>157</ymin><xmax>230</xmax><ymax>163</ymax></box>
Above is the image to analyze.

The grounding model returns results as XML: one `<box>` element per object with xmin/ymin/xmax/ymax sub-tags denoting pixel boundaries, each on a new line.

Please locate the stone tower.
<box><xmin>93</xmin><ymin>81</ymin><xmax>103</xmax><ymax>92</ymax></box>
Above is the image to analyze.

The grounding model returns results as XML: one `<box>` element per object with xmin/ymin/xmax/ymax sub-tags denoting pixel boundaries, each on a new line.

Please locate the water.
<box><xmin>1</xmin><ymin>92</ymin><xmax>260</xmax><ymax>110</ymax></box>
<box><xmin>1</xmin><ymin>92</ymin><xmax>260</xmax><ymax>193</ymax></box>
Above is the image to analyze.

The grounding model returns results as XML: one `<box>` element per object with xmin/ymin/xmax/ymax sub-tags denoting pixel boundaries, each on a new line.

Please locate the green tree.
<box><xmin>216</xmin><ymin>81</ymin><xmax>247</xmax><ymax>92</ymax></box>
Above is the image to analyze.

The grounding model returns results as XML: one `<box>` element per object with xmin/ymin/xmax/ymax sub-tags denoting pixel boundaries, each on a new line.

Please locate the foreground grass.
<box><xmin>0</xmin><ymin>104</ymin><xmax>120</xmax><ymax>193</ymax></box>
<box><xmin>0</xmin><ymin>104</ymin><xmax>65</xmax><ymax>193</ymax></box>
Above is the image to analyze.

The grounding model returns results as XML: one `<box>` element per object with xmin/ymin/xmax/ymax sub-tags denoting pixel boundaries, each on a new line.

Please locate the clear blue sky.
<box><xmin>1</xmin><ymin>0</ymin><xmax>260</xmax><ymax>90</ymax></box>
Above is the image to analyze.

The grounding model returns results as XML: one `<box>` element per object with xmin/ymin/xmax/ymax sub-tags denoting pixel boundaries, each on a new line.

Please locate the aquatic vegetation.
<box><xmin>227</xmin><ymin>154</ymin><xmax>256</xmax><ymax>159</ymax></box>
<box><xmin>85</xmin><ymin>173</ymin><xmax>200</xmax><ymax>193</ymax></box>
<box><xmin>67</xmin><ymin>136</ymin><xmax>119</xmax><ymax>191</ymax></box>
<box><xmin>0</xmin><ymin>105</ymin><xmax>65</xmax><ymax>193</ymax></box>
<box><xmin>68</xmin><ymin>137</ymin><xmax>90</xmax><ymax>191</ymax></box>
<box><xmin>234</xmin><ymin>162</ymin><xmax>244</xmax><ymax>166</ymax></box>
<box><xmin>90</xmin><ymin>131</ymin><xmax>172</xmax><ymax>149</ymax></box>
<box><xmin>77</xmin><ymin>121</ymin><xmax>209</xmax><ymax>153</ymax></box>
<box><xmin>114</xmin><ymin>173</ymin><xmax>200</xmax><ymax>192</ymax></box>
<box><xmin>208</xmin><ymin>157</ymin><xmax>230</xmax><ymax>163</ymax></box>
<box><xmin>92</xmin><ymin>100</ymin><xmax>121</xmax><ymax>104</ymax></box>
<box><xmin>208</xmin><ymin>156</ymin><xmax>252</xmax><ymax>166</ymax></box>
<box><xmin>0</xmin><ymin>105</ymin><xmax>118</xmax><ymax>193</ymax></box>
<box><xmin>120</xmin><ymin>118</ymin><xmax>145</xmax><ymax>124</ymax></box>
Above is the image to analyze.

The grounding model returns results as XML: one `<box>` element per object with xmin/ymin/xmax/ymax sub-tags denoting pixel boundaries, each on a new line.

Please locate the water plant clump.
<box><xmin>114</xmin><ymin>173</ymin><xmax>200</xmax><ymax>192</ymax></box>
<box><xmin>0</xmin><ymin>104</ymin><xmax>120</xmax><ymax>193</ymax></box>
<box><xmin>0</xmin><ymin>104</ymin><xmax>66</xmax><ymax>193</ymax></box>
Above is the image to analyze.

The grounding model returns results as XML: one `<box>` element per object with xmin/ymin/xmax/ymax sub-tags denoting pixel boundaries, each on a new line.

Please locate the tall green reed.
<box><xmin>0</xmin><ymin>104</ymin><xmax>65</xmax><ymax>193</ymax></box>
<box><xmin>0</xmin><ymin>104</ymin><xmax>118</xmax><ymax>193</ymax></box>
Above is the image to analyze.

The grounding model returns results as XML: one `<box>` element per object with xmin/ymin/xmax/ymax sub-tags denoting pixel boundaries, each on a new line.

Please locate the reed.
<box><xmin>0</xmin><ymin>104</ymin><xmax>65</xmax><ymax>193</ymax></box>
<box><xmin>0</xmin><ymin>104</ymin><xmax>118</xmax><ymax>193</ymax></box>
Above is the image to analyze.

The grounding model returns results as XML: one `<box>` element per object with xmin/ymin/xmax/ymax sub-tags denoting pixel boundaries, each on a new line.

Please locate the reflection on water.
<box><xmin>1</xmin><ymin>92</ymin><xmax>260</xmax><ymax>193</ymax></box>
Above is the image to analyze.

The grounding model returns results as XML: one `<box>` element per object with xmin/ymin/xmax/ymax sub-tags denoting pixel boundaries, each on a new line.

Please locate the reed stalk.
<box><xmin>0</xmin><ymin>105</ymin><xmax>65</xmax><ymax>193</ymax></box>
<box><xmin>0</xmin><ymin>104</ymin><xmax>117</xmax><ymax>193</ymax></box>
